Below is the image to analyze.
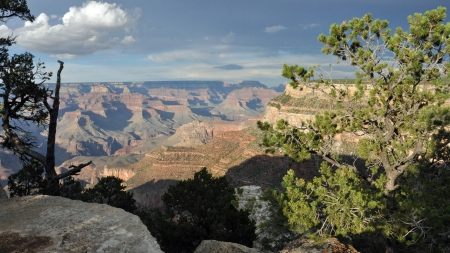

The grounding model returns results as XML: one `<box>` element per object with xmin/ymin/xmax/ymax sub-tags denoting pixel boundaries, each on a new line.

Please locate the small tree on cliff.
<box><xmin>139</xmin><ymin>168</ymin><xmax>256</xmax><ymax>253</ymax></box>
<box><xmin>80</xmin><ymin>176</ymin><xmax>136</xmax><ymax>213</ymax></box>
<box><xmin>0</xmin><ymin>1</ymin><xmax>91</xmax><ymax>195</ymax></box>
<box><xmin>7</xmin><ymin>159</ymin><xmax>45</xmax><ymax>197</ymax></box>
<box><xmin>259</xmin><ymin>7</ymin><xmax>450</xmax><ymax>252</ymax></box>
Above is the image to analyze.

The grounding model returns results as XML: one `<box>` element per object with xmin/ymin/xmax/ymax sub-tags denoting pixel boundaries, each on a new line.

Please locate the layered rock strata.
<box><xmin>125</xmin><ymin>126</ymin><xmax>321</xmax><ymax>209</ymax></box>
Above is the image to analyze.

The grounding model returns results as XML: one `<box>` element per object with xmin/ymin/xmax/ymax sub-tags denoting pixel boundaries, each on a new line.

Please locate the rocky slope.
<box><xmin>122</xmin><ymin>125</ymin><xmax>320</xmax><ymax>209</ymax></box>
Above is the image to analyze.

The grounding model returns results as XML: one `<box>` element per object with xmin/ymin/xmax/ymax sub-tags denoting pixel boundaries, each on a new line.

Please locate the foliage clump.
<box><xmin>259</xmin><ymin>7</ymin><xmax>450</xmax><ymax>252</ymax></box>
<box><xmin>138</xmin><ymin>167</ymin><xmax>256</xmax><ymax>253</ymax></box>
<box><xmin>7</xmin><ymin>159</ymin><xmax>46</xmax><ymax>197</ymax></box>
<box><xmin>7</xmin><ymin>165</ymin><xmax>136</xmax><ymax>213</ymax></box>
<box><xmin>80</xmin><ymin>176</ymin><xmax>136</xmax><ymax>213</ymax></box>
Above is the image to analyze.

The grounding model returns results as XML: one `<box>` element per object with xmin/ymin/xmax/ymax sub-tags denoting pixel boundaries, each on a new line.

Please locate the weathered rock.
<box><xmin>236</xmin><ymin>186</ymin><xmax>270</xmax><ymax>228</ymax></box>
<box><xmin>194</xmin><ymin>240</ymin><xmax>261</xmax><ymax>253</ymax></box>
<box><xmin>280</xmin><ymin>237</ymin><xmax>359</xmax><ymax>253</ymax></box>
<box><xmin>236</xmin><ymin>186</ymin><xmax>298</xmax><ymax>252</ymax></box>
<box><xmin>0</xmin><ymin>185</ymin><xmax>7</xmax><ymax>199</ymax></box>
<box><xmin>0</xmin><ymin>195</ymin><xmax>163</xmax><ymax>253</ymax></box>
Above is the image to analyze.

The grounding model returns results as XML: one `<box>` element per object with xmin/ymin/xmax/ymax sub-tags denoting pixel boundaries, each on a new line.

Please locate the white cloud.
<box><xmin>50</xmin><ymin>14</ymin><xmax>58</xmax><ymax>19</ymax></box>
<box><xmin>221</xmin><ymin>32</ymin><xmax>235</xmax><ymax>43</ymax></box>
<box><xmin>8</xmin><ymin>1</ymin><xmax>138</xmax><ymax>58</ymax></box>
<box><xmin>300</xmin><ymin>23</ymin><xmax>320</xmax><ymax>29</ymax></box>
<box><xmin>0</xmin><ymin>25</ymin><xmax>12</xmax><ymax>38</ymax></box>
<box><xmin>121</xmin><ymin>35</ymin><xmax>136</xmax><ymax>45</ymax></box>
<box><xmin>265</xmin><ymin>25</ymin><xmax>287</xmax><ymax>33</ymax></box>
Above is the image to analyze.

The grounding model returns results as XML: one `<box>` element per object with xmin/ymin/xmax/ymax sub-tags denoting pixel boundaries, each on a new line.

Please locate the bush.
<box><xmin>8</xmin><ymin>166</ymin><xmax>136</xmax><ymax>213</ymax></box>
<box><xmin>138</xmin><ymin>167</ymin><xmax>256</xmax><ymax>253</ymax></box>
<box><xmin>7</xmin><ymin>160</ymin><xmax>46</xmax><ymax>197</ymax></box>
<box><xmin>80</xmin><ymin>176</ymin><xmax>136</xmax><ymax>213</ymax></box>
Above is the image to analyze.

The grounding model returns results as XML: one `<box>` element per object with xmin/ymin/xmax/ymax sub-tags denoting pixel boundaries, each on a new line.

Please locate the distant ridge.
<box><xmin>46</xmin><ymin>80</ymin><xmax>268</xmax><ymax>89</ymax></box>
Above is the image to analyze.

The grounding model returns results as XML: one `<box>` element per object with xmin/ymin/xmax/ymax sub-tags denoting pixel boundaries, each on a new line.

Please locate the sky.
<box><xmin>1</xmin><ymin>0</ymin><xmax>449</xmax><ymax>87</ymax></box>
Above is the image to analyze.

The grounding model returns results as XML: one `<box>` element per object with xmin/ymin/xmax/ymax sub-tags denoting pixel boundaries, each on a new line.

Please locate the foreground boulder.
<box><xmin>280</xmin><ymin>237</ymin><xmax>359</xmax><ymax>253</ymax></box>
<box><xmin>194</xmin><ymin>240</ymin><xmax>261</xmax><ymax>253</ymax></box>
<box><xmin>0</xmin><ymin>195</ymin><xmax>163</xmax><ymax>253</ymax></box>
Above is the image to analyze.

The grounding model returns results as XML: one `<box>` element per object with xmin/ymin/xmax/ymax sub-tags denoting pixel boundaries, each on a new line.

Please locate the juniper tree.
<box><xmin>259</xmin><ymin>7</ymin><xmax>450</xmax><ymax>252</ymax></box>
<box><xmin>139</xmin><ymin>168</ymin><xmax>256</xmax><ymax>253</ymax></box>
<box><xmin>0</xmin><ymin>0</ymin><xmax>91</xmax><ymax>195</ymax></box>
<box><xmin>7</xmin><ymin>159</ymin><xmax>45</xmax><ymax>197</ymax></box>
<box><xmin>80</xmin><ymin>176</ymin><xmax>136</xmax><ymax>213</ymax></box>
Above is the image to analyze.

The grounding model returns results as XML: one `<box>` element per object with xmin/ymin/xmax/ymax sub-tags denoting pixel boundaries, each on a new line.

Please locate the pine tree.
<box><xmin>259</xmin><ymin>7</ymin><xmax>450</xmax><ymax>252</ymax></box>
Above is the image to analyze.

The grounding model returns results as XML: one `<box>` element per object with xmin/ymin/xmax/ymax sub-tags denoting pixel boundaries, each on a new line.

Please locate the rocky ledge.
<box><xmin>0</xmin><ymin>195</ymin><xmax>163</xmax><ymax>253</ymax></box>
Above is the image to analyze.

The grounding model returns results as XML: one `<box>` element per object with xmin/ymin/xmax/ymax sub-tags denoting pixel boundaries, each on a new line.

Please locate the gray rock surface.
<box><xmin>236</xmin><ymin>186</ymin><xmax>298</xmax><ymax>252</ymax></box>
<box><xmin>0</xmin><ymin>195</ymin><xmax>163</xmax><ymax>253</ymax></box>
<box><xmin>280</xmin><ymin>238</ymin><xmax>359</xmax><ymax>253</ymax></box>
<box><xmin>0</xmin><ymin>186</ymin><xmax>7</xmax><ymax>199</ymax></box>
<box><xmin>236</xmin><ymin>186</ymin><xmax>271</xmax><ymax>229</ymax></box>
<box><xmin>194</xmin><ymin>240</ymin><xmax>261</xmax><ymax>253</ymax></box>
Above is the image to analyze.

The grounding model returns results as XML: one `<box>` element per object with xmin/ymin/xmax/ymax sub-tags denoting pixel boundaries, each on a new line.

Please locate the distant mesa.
<box><xmin>122</xmin><ymin>86</ymin><xmax>132</xmax><ymax>95</ymax></box>
<box><xmin>214</xmin><ymin>64</ymin><xmax>243</xmax><ymax>70</ymax></box>
<box><xmin>271</xmin><ymin>83</ymin><xmax>287</xmax><ymax>92</ymax></box>
<box><xmin>90</xmin><ymin>83</ymin><xmax>115</xmax><ymax>93</ymax></box>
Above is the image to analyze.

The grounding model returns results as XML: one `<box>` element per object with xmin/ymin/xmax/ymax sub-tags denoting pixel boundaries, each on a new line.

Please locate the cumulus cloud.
<box><xmin>221</xmin><ymin>32</ymin><xmax>235</xmax><ymax>43</ymax></box>
<box><xmin>8</xmin><ymin>1</ymin><xmax>138</xmax><ymax>58</ymax></box>
<box><xmin>265</xmin><ymin>25</ymin><xmax>287</xmax><ymax>33</ymax></box>
<box><xmin>121</xmin><ymin>35</ymin><xmax>136</xmax><ymax>45</ymax></box>
<box><xmin>0</xmin><ymin>25</ymin><xmax>12</xmax><ymax>38</ymax></box>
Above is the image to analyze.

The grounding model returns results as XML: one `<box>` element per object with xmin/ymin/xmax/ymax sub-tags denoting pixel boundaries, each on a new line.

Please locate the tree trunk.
<box><xmin>385</xmin><ymin>174</ymin><xmax>398</xmax><ymax>211</ymax></box>
<box><xmin>44</xmin><ymin>60</ymin><xmax>64</xmax><ymax>195</ymax></box>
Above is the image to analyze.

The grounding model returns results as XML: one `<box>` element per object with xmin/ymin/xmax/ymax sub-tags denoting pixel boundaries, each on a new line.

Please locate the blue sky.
<box><xmin>1</xmin><ymin>0</ymin><xmax>448</xmax><ymax>86</ymax></box>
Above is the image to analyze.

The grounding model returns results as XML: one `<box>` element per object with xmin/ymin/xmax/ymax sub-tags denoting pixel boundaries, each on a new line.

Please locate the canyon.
<box><xmin>1</xmin><ymin>81</ymin><xmax>332</xmax><ymax>209</ymax></box>
<box><xmin>0</xmin><ymin>80</ymin><xmax>280</xmax><ymax>186</ymax></box>
<box><xmin>0</xmin><ymin>80</ymin><xmax>334</xmax><ymax>210</ymax></box>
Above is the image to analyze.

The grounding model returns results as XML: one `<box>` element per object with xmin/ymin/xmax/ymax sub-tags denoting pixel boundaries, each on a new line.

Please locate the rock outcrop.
<box><xmin>0</xmin><ymin>195</ymin><xmax>163</xmax><ymax>253</ymax></box>
<box><xmin>165</xmin><ymin>119</ymin><xmax>257</xmax><ymax>147</ymax></box>
<box><xmin>236</xmin><ymin>186</ymin><xmax>299</xmax><ymax>252</ymax></box>
<box><xmin>56</xmin><ymin>154</ymin><xmax>143</xmax><ymax>187</ymax></box>
<box><xmin>194</xmin><ymin>240</ymin><xmax>261</xmax><ymax>253</ymax></box>
<box><xmin>0</xmin><ymin>186</ymin><xmax>7</xmax><ymax>199</ymax></box>
<box><xmin>280</xmin><ymin>237</ymin><xmax>359</xmax><ymax>253</ymax></box>
<box><xmin>264</xmin><ymin>84</ymin><xmax>333</xmax><ymax>128</ymax></box>
<box><xmin>236</xmin><ymin>186</ymin><xmax>270</xmax><ymax>226</ymax></box>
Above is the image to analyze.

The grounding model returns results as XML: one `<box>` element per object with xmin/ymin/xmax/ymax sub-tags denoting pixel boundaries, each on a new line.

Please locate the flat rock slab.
<box><xmin>280</xmin><ymin>238</ymin><xmax>359</xmax><ymax>253</ymax></box>
<box><xmin>194</xmin><ymin>240</ymin><xmax>261</xmax><ymax>253</ymax></box>
<box><xmin>0</xmin><ymin>195</ymin><xmax>163</xmax><ymax>253</ymax></box>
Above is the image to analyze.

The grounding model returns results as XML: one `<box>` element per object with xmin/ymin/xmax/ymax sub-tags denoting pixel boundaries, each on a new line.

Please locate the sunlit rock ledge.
<box><xmin>0</xmin><ymin>195</ymin><xmax>163</xmax><ymax>253</ymax></box>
